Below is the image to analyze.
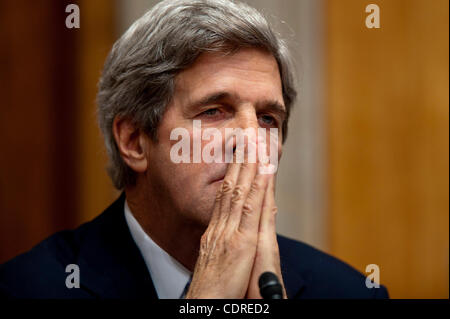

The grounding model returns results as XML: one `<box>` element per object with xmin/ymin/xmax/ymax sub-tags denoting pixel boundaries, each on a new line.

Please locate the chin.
<box><xmin>195</xmin><ymin>200</ymin><xmax>217</xmax><ymax>227</ymax></box>
<box><xmin>177</xmin><ymin>199</ymin><xmax>212</xmax><ymax>228</ymax></box>
<box><xmin>180</xmin><ymin>182</ymin><xmax>220</xmax><ymax>227</ymax></box>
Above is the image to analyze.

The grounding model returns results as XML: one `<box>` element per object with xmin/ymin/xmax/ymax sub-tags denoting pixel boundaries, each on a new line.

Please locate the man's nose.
<box><xmin>225</xmin><ymin>108</ymin><xmax>260</xmax><ymax>152</ymax></box>
<box><xmin>233</xmin><ymin>108</ymin><xmax>259</xmax><ymax>131</ymax></box>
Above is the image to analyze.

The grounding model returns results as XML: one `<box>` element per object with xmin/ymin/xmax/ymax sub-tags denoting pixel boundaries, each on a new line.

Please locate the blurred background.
<box><xmin>0</xmin><ymin>0</ymin><xmax>448</xmax><ymax>298</ymax></box>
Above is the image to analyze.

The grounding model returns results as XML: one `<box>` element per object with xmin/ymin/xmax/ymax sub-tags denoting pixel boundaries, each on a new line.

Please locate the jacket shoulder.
<box><xmin>277</xmin><ymin>235</ymin><xmax>389</xmax><ymax>299</ymax></box>
<box><xmin>0</xmin><ymin>226</ymin><xmax>93</xmax><ymax>298</ymax></box>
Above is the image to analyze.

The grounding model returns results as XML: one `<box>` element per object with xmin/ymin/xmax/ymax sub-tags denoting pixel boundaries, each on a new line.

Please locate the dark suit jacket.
<box><xmin>0</xmin><ymin>194</ymin><xmax>389</xmax><ymax>299</ymax></box>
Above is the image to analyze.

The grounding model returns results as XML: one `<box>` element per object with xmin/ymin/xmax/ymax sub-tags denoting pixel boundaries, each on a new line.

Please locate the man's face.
<box><xmin>144</xmin><ymin>48</ymin><xmax>285</xmax><ymax>227</ymax></box>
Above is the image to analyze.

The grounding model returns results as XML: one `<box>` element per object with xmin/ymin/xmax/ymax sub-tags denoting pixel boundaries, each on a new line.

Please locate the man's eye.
<box><xmin>197</xmin><ymin>107</ymin><xmax>229</xmax><ymax>122</ymax></box>
<box><xmin>259</xmin><ymin>115</ymin><xmax>277</xmax><ymax>126</ymax></box>
<box><xmin>202</xmin><ymin>108</ymin><xmax>219</xmax><ymax>116</ymax></box>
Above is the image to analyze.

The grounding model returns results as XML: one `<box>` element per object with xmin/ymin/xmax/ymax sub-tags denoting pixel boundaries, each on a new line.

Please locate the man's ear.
<box><xmin>112</xmin><ymin>116</ymin><xmax>148</xmax><ymax>173</ymax></box>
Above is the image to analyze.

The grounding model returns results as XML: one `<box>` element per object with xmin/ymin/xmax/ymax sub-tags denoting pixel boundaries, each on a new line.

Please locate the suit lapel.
<box><xmin>77</xmin><ymin>193</ymin><xmax>158</xmax><ymax>298</ymax></box>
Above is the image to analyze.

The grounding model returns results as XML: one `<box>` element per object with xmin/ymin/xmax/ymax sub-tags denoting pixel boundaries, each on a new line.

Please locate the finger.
<box><xmin>258</xmin><ymin>174</ymin><xmax>285</xmax><ymax>296</ymax></box>
<box><xmin>236</xmin><ymin>167</ymin><xmax>271</xmax><ymax>234</ymax></box>
<box><xmin>224</xmin><ymin>141</ymin><xmax>259</xmax><ymax>233</ymax></box>
<box><xmin>205</xmin><ymin>181</ymin><xmax>225</xmax><ymax>234</ymax></box>
<box><xmin>259</xmin><ymin>173</ymin><xmax>277</xmax><ymax>237</ymax></box>
<box><xmin>208</xmin><ymin>150</ymin><xmax>242</xmax><ymax>238</ymax></box>
<box><xmin>218</xmin><ymin>150</ymin><xmax>242</xmax><ymax>223</ymax></box>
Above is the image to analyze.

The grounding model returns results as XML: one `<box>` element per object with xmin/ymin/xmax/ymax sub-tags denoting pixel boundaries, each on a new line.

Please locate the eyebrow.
<box><xmin>188</xmin><ymin>91</ymin><xmax>287</xmax><ymax>120</ymax></box>
<box><xmin>189</xmin><ymin>91</ymin><xmax>236</xmax><ymax>110</ymax></box>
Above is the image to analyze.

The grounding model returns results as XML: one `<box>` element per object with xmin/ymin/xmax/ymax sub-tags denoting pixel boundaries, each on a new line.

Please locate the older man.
<box><xmin>0</xmin><ymin>0</ymin><xmax>388</xmax><ymax>299</ymax></box>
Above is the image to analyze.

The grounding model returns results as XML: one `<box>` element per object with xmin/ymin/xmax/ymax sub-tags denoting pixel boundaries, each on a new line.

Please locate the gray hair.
<box><xmin>97</xmin><ymin>0</ymin><xmax>297</xmax><ymax>190</ymax></box>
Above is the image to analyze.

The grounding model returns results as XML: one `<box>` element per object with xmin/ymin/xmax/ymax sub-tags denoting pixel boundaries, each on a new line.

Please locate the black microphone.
<box><xmin>258</xmin><ymin>271</ymin><xmax>283</xmax><ymax>299</ymax></box>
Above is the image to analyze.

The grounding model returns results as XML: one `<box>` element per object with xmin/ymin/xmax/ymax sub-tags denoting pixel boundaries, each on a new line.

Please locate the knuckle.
<box><xmin>222</xmin><ymin>179</ymin><xmax>234</xmax><ymax>194</ymax></box>
<box><xmin>242</xmin><ymin>202</ymin><xmax>253</xmax><ymax>215</ymax></box>
<box><xmin>214</xmin><ymin>235</ymin><xmax>227</xmax><ymax>252</ymax></box>
<box><xmin>231</xmin><ymin>185</ymin><xmax>246</xmax><ymax>202</ymax></box>
<box><xmin>215</xmin><ymin>189</ymin><xmax>222</xmax><ymax>202</ymax></box>
<box><xmin>200</xmin><ymin>232</ymin><xmax>209</xmax><ymax>244</ymax></box>
<box><xmin>272</xmin><ymin>206</ymin><xmax>278</xmax><ymax>216</ymax></box>
<box><xmin>200</xmin><ymin>233</ymin><xmax>209</xmax><ymax>250</ymax></box>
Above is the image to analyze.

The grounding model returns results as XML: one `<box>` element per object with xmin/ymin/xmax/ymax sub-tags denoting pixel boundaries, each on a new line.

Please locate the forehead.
<box><xmin>173</xmin><ymin>48</ymin><xmax>284</xmax><ymax>106</ymax></box>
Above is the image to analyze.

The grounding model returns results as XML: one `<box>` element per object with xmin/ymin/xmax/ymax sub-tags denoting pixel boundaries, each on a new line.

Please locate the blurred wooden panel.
<box><xmin>0</xmin><ymin>0</ymin><xmax>117</xmax><ymax>264</ymax></box>
<box><xmin>0</xmin><ymin>0</ymin><xmax>79</xmax><ymax>263</ymax></box>
<box><xmin>326</xmin><ymin>0</ymin><xmax>449</xmax><ymax>298</ymax></box>
<box><xmin>76</xmin><ymin>0</ymin><xmax>119</xmax><ymax>224</ymax></box>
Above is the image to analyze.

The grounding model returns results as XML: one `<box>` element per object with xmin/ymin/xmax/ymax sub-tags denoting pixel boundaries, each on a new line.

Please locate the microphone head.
<box><xmin>258</xmin><ymin>271</ymin><xmax>283</xmax><ymax>299</ymax></box>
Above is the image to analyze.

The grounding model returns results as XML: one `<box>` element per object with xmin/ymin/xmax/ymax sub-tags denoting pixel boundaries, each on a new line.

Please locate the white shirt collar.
<box><xmin>124</xmin><ymin>200</ymin><xmax>192</xmax><ymax>299</ymax></box>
